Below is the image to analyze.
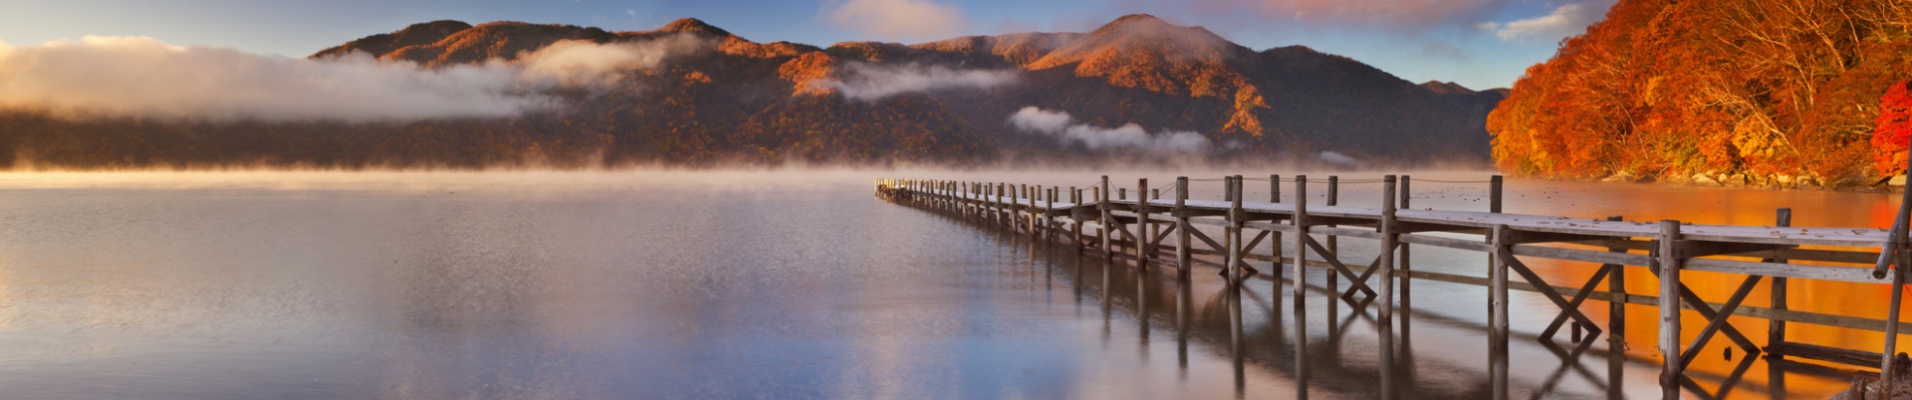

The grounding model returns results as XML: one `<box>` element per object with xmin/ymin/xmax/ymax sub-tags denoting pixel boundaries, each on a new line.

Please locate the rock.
<box><xmin>1692</xmin><ymin>173</ymin><xmax>1720</xmax><ymax>186</ymax></box>
<box><xmin>1892</xmin><ymin>175</ymin><xmax>1907</xmax><ymax>187</ymax></box>
<box><xmin>1601</xmin><ymin>171</ymin><xmax>1639</xmax><ymax>183</ymax></box>
<box><xmin>1829</xmin><ymin>353</ymin><xmax>1912</xmax><ymax>399</ymax></box>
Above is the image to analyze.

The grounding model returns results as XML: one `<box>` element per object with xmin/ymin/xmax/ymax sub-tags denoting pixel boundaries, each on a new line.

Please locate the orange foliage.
<box><xmin>1489</xmin><ymin>0</ymin><xmax>1912</xmax><ymax>185</ymax></box>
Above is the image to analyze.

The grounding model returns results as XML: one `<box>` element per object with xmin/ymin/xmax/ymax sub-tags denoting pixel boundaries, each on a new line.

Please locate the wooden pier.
<box><xmin>875</xmin><ymin>175</ymin><xmax>1912</xmax><ymax>399</ymax></box>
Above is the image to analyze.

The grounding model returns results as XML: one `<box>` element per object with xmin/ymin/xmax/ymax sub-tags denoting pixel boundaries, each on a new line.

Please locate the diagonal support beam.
<box><xmin>1649</xmin><ymin>266</ymin><xmax>1762</xmax><ymax>357</ymax></box>
<box><xmin>1501</xmin><ymin>251</ymin><xmax>1604</xmax><ymax>341</ymax></box>
<box><xmin>1302</xmin><ymin>235</ymin><xmax>1378</xmax><ymax>298</ymax></box>
<box><xmin>1187</xmin><ymin>226</ymin><xmax>1226</xmax><ymax>254</ymax></box>
<box><xmin>1152</xmin><ymin>224</ymin><xmax>1178</xmax><ymax>247</ymax></box>
<box><xmin>1680</xmin><ymin>275</ymin><xmax>1763</xmax><ymax>369</ymax></box>
<box><xmin>1340</xmin><ymin>241</ymin><xmax>1406</xmax><ymax>301</ymax></box>
<box><xmin>1540</xmin><ymin>264</ymin><xmax>1612</xmax><ymax>344</ymax></box>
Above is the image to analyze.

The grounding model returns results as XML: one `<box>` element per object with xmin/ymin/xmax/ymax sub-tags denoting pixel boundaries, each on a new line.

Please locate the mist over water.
<box><xmin>0</xmin><ymin>170</ymin><xmax>1896</xmax><ymax>399</ymax></box>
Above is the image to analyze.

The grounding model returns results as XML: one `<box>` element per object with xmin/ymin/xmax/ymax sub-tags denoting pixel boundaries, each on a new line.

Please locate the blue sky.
<box><xmin>0</xmin><ymin>0</ymin><xmax>1615</xmax><ymax>90</ymax></box>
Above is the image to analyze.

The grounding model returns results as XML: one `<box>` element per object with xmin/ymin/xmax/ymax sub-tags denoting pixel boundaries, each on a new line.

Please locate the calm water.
<box><xmin>0</xmin><ymin>171</ymin><xmax>1900</xmax><ymax>399</ymax></box>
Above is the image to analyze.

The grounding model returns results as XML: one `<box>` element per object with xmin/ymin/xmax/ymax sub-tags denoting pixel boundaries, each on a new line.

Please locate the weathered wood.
<box><xmin>1604</xmin><ymin>216</ymin><xmax>1626</xmax><ymax>395</ymax></box>
<box><xmin>1138</xmin><ymin>178</ymin><xmax>1151</xmax><ymax>270</ymax></box>
<box><xmin>1378</xmin><ymin>175</ymin><xmax>1398</xmax><ymax>337</ymax></box>
<box><xmin>1100</xmin><ymin>176</ymin><xmax>1113</xmax><ymax>259</ymax></box>
<box><xmin>1271</xmin><ymin>174</ymin><xmax>1285</xmax><ymax>291</ymax></box>
<box><xmin>1489</xmin><ymin>224</ymin><xmax>1510</xmax><ymax>400</ymax></box>
<box><xmin>1490</xmin><ymin>175</ymin><xmax>1504</xmax><ymax>214</ymax></box>
<box><xmin>1228</xmin><ymin>176</ymin><xmax>1245</xmax><ymax>282</ymax></box>
<box><xmin>1884</xmin><ymin>262</ymin><xmax>1906</xmax><ymax>393</ymax></box>
<box><xmin>1771</xmin><ymin>208</ymin><xmax>1792</xmax><ymax>361</ymax></box>
<box><xmin>1327</xmin><ymin>176</ymin><xmax>1341</xmax><ymax>304</ymax></box>
<box><xmin>1072</xmin><ymin>188</ymin><xmax>1084</xmax><ymax>253</ymax></box>
<box><xmin>1292</xmin><ymin>175</ymin><xmax>1310</xmax><ymax>400</ymax></box>
<box><xmin>1176</xmin><ymin>177</ymin><xmax>1192</xmax><ymax>282</ymax></box>
<box><xmin>1769</xmin><ymin>342</ymin><xmax>1882</xmax><ymax>368</ymax></box>
<box><xmin>1659</xmin><ymin>220</ymin><xmax>1684</xmax><ymax>400</ymax></box>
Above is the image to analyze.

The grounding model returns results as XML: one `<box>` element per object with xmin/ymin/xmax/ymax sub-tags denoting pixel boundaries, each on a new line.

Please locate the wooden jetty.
<box><xmin>875</xmin><ymin>175</ymin><xmax>1912</xmax><ymax>399</ymax></box>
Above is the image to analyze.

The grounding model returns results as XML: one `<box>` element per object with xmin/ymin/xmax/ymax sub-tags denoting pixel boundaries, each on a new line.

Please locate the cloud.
<box><xmin>826</xmin><ymin>0</ymin><xmax>970</xmax><ymax>41</ymax></box>
<box><xmin>0</xmin><ymin>35</ymin><xmax>705</xmax><ymax>122</ymax></box>
<box><xmin>518</xmin><ymin>35</ymin><xmax>710</xmax><ymax>88</ymax></box>
<box><xmin>1318</xmin><ymin>150</ymin><xmax>1358</xmax><ymax>166</ymax></box>
<box><xmin>819</xmin><ymin>62</ymin><xmax>1017</xmax><ymax>101</ymax></box>
<box><xmin>1008</xmin><ymin>106</ymin><xmax>1211</xmax><ymax>154</ymax></box>
<box><xmin>1480</xmin><ymin>0</ymin><xmax>1614</xmax><ymax>42</ymax></box>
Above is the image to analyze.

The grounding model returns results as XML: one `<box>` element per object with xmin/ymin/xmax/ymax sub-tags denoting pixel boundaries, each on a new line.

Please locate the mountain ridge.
<box><xmin>0</xmin><ymin>14</ymin><xmax>1504</xmax><ymax>170</ymax></box>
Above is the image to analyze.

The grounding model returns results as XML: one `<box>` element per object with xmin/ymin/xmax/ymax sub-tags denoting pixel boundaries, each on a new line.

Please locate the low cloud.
<box><xmin>1479</xmin><ymin>0</ymin><xmax>1614</xmax><ymax>42</ymax></box>
<box><xmin>819</xmin><ymin>62</ymin><xmax>1017</xmax><ymax>101</ymax></box>
<box><xmin>518</xmin><ymin>35</ymin><xmax>710</xmax><ymax>88</ymax></box>
<box><xmin>825</xmin><ymin>0</ymin><xmax>970</xmax><ymax>42</ymax></box>
<box><xmin>1008</xmin><ymin>106</ymin><xmax>1211</xmax><ymax>154</ymax></box>
<box><xmin>1318</xmin><ymin>150</ymin><xmax>1359</xmax><ymax>166</ymax></box>
<box><xmin>0</xmin><ymin>35</ymin><xmax>705</xmax><ymax>122</ymax></box>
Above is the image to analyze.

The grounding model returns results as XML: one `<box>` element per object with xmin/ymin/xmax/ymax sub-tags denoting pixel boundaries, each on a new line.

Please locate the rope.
<box><xmin>1305</xmin><ymin>179</ymin><xmax>1386</xmax><ymax>184</ymax></box>
<box><xmin>1413</xmin><ymin>179</ymin><xmax>1496</xmax><ymax>184</ymax></box>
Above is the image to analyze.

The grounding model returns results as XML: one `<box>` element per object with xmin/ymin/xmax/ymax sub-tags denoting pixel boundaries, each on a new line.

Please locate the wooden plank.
<box><xmin>1510</xmin><ymin>244</ymin><xmax>1650</xmax><ymax>266</ymax></box>
<box><xmin>1400</xmin><ymin>233</ymin><xmax>1493</xmax><ymax>252</ymax></box>
<box><xmin>1684</xmin><ymin>258</ymin><xmax>1881</xmax><ymax>283</ymax></box>
<box><xmin>1768</xmin><ymin>342</ymin><xmax>1882</xmax><ymax>368</ymax></box>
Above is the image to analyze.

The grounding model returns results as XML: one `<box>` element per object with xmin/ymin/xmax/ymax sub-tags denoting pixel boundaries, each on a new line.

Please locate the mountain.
<box><xmin>1487</xmin><ymin>0</ymin><xmax>1912</xmax><ymax>186</ymax></box>
<box><xmin>0</xmin><ymin>15</ymin><xmax>1501</xmax><ymax>169</ymax></box>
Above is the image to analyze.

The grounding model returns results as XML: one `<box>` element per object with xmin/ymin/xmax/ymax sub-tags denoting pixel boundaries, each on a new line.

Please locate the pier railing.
<box><xmin>875</xmin><ymin>175</ymin><xmax>1910</xmax><ymax>400</ymax></box>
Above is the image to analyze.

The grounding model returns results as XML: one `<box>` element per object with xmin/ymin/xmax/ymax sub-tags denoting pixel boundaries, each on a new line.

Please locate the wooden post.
<box><xmin>1490</xmin><ymin>224</ymin><xmax>1511</xmax><ymax>400</ymax></box>
<box><xmin>1379</xmin><ymin>176</ymin><xmax>1398</xmax><ymax>331</ymax></box>
<box><xmin>1606</xmin><ymin>215</ymin><xmax>1627</xmax><ymax>399</ymax></box>
<box><xmin>1658</xmin><ymin>220</ymin><xmax>1684</xmax><ymax>400</ymax></box>
<box><xmin>1400</xmin><ymin>176</ymin><xmax>1412</xmax><ymax>325</ymax></box>
<box><xmin>1071</xmin><ymin>187</ymin><xmax>1083</xmax><ymax>254</ymax></box>
<box><xmin>1002</xmin><ymin>183</ymin><xmax>1012</xmax><ymax>227</ymax></box>
<box><xmin>1490</xmin><ymin>175</ymin><xmax>1504</xmax><ymax>213</ymax></box>
<box><xmin>987</xmin><ymin>183</ymin><xmax>997</xmax><ymax>225</ymax></box>
<box><xmin>1327</xmin><ymin>176</ymin><xmax>1340</xmax><ymax>299</ymax></box>
<box><xmin>1151</xmin><ymin>188</ymin><xmax>1162</xmax><ymax>258</ymax></box>
<box><xmin>1138</xmin><ymin>178</ymin><xmax>1151</xmax><ymax>270</ymax></box>
<box><xmin>1884</xmin><ymin>256</ymin><xmax>1907</xmax><ymax>395</ymax></box>
<box><xmin>1769</xmin><ymin>208</ymin><xmax>1791</xmax><ymax>359</ymax></box>
<box><xmin>1100</xmin><ymin>176</ymin><xmax>1113</xmax><ymax>259</ymax></box>
<box><xmin>1227</xmin><ymin>176</ymin><xmax>1244</xmax><ymax>282</ymax></box>
<box><xmin>1271</xmin><ymin>174</ymin><xmax>1284</xmax><ymax>292</ymax></box>
<box><xmin>1046</xmin><ymin>187</ymin><xmax>1057</xmax><ymax>241</ymax></box>
<box><xmin>1176</xmin><ymin>177</ymin><xmax>1192</xmax><ymax>282</ymax></box>
<box><xmin>1379</xmin><ymin>175</ymin><xmax>1399</xmax><ymax>398</ymax></box>
<box><xmin>1292</xmin><ymin>175</ymin><xmax>1311</xmax><ymax>400</ymax></box>
<box><xmin>1026</xmin><ymin>184</ymin><xmax>1037</xmax><ymax>236</ymax></box>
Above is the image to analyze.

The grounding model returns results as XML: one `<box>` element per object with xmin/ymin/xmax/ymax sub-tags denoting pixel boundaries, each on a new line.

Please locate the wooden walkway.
<box><xmin>876</xmin><ymin>175</ymin><xmax>1912</xmax><ymax>400</ymax></box>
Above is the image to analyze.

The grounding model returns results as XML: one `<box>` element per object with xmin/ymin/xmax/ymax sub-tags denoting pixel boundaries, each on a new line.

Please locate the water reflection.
<box><xmin>0</xmin><ymin>171</ymin><xmax>1900</xmax><ymax>399</ymax></box>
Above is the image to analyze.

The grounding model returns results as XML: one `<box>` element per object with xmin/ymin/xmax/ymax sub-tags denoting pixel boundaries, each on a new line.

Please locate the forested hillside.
<box><xmin>1488</xmin><ymin>0</ymin><xmax>1912</xmax><ymax>186</ymax></box>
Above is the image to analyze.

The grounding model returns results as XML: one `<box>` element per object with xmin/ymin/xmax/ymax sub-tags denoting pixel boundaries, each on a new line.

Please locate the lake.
<box><xmin>0</xmin><ymin>170</ymin><xmax>1899</xmax><ymax>399</ymax></box>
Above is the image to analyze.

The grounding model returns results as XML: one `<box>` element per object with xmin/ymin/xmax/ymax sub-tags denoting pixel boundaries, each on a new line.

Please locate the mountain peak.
<box><xmin>1107</xmin><ymin>14</ymin><xmax>1168</xmax><ymax>26</ymax></box>
<box><xmin>660</xmin><ymin>18</ymin><xmax>732</xmax><ymax>37</ymax></box>
<box><xmin>309</xmin><ymin>20</ymin><xmax>472</xmax><ymax>60</ymax></box>
<box><xmin>1420</xmin><ymin>80</ymin><xmax>1475</xmax><ymax>95</ymax></box>
<box><xmin>660</xmin><ymin>18</ymin><xmax>731</xmax><ymax>36</ymax></box>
